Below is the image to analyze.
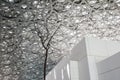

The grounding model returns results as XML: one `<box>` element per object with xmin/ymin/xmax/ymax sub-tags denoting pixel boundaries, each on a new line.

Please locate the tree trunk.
<box><xmin>43</xmin><ymin>49</ymin><xmax>49</xmax><ymax>80</ymax></box>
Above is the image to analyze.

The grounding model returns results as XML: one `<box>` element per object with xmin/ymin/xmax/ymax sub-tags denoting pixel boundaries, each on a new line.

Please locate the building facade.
<box><xmin>46</xmin><ymin>37</ymin><xmax>120</xmax><ymax>80</ymax></box>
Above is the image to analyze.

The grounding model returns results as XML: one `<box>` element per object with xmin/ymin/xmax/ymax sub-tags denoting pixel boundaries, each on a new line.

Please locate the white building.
<box><xmin>46</xmin><ymin>37</ymin><xmax>120</xmax><ymax>80</ymax></box>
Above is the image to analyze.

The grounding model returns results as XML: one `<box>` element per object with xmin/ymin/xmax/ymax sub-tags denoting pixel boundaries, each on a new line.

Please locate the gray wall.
<box><xmin>97</xmin><ymin>52</ymin><xmax>120</xmax><ymax>80</ymax></box>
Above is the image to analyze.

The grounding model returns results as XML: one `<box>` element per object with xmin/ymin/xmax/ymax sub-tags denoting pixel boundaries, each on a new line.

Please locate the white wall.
<box><xmin>78</xmin><ymin>57</ymin><xmax>90</xmax><ymax>80</ymax></box>
<box><xmin>97</xmin><ymin>52</ymin><xmax>120</xmax><ymax>80</ymax></box>
<box><xmin>70</xmin><ymin>38</ymin><xmax>87</xmax><ymax>60</ymax></box>
<box><xmin>46</xmin><ymin>55</ymin><xmax>71</xmax><ymax>80</ymax></box>
<box><xmin>85</xmin><ymin>37</ymin><xmax>120</xmax><ymax>62</ymax></box>
<box><xmin>71</xmin><ymin>37</ymin><xmax>120</xmax><ymax>62</ymax></box>
<box><xmin>70</xmin><ymin>61</ymin><xmax>79</xmax><ymax>80</ymax></box>
<box><xmin>46</xmin><ymin>37</ymin><xmax>120</xmax><ymax>80</ymax></box>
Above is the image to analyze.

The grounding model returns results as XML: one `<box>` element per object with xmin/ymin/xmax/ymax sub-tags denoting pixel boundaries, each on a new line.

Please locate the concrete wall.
<box><xmin>78</xmin><ymin>56</ymin><xmax>97</xmax><ymax>80</ymax></box>
<box><xmin>46</xmin><ymin>37</ymin><xmax>120</xmax><ymax>80</ymax></box>
<box><xmin>97</xmin><ymin>52</ymin><xmax>120</xmax><ymax>80</ymax></box>
<box><xmin>46</xmin><ymin>55</ymin><xmax>71</xmax><ymax>80</ymax></box>
<box><xmin>85</xmin><ymin>37</ymin><xmax>120</xmax><ymax>62</ymax></box>
<box><xmin>70</xmin><ymin>37</ymin><xmax>98</xmax><ymax>80</ymax></box>
<box><xmin>71</xmin><ymin>37</ymin><xmax>120</xmax><ymax>62</ymax></box>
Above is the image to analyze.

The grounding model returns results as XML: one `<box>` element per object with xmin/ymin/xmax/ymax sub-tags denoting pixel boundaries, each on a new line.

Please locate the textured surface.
<box><xmin>1</xmin><ymin>0</ymin><xmax>120</xmax><ymax>80</ymax></box>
